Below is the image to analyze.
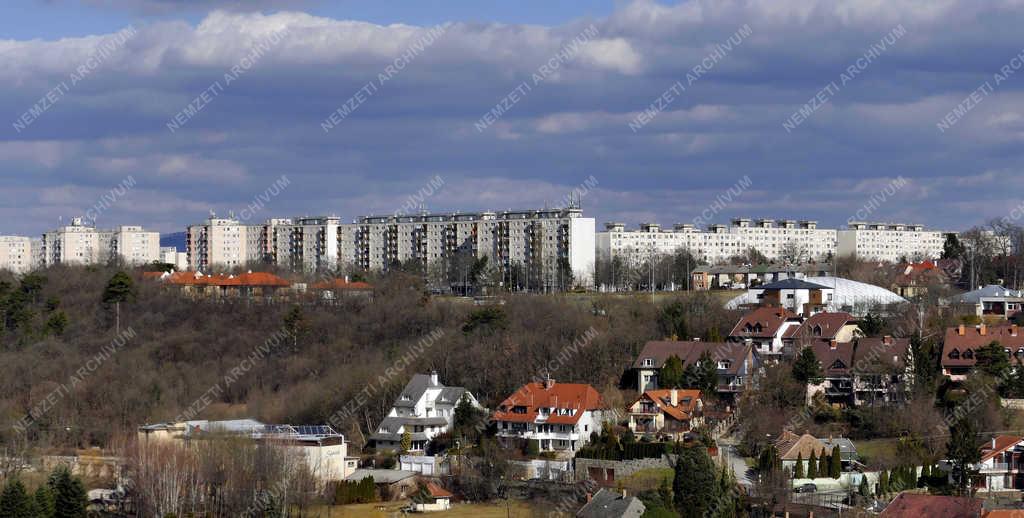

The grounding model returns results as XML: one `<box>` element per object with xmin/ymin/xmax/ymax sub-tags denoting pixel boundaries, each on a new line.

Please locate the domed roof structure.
<box><xmin>725</xmin><ymin>275</ymin><xmax>907</xmax><ymax>315</ymax></box>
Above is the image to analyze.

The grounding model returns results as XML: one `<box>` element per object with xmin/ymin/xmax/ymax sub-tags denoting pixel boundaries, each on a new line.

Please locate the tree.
<box><xmin>0</xmin><ymin>478</ymin><xmax>34</xmax><ymax>518</ymax></box>
<box><xmin>453</xmin><ymin>394</ymin><xmax>486</xmax><ymax>443</ymax></box>
<box><xmin>792</xmin><ymin>347</ymin><xmax>822</xmax><ymax>385</ymax></box>
<box><xmin>696</xmin><ymin>351</ymin><xmax>718</xmax><ymax>396</ymax></box>
<box><xmin>282</xmin><ymin>305</ymin><xmax>306</xmax><ymax>352</ymax></box>
<box><xmin>807</xmin><ymin>450</ymin><xmax>818</xmax><ymax>479</ymax></box>
<box><xmin>975</xmin><ymin>340</ymin><xmax>1011</xmax><ymax>378</ymax></box>
<box><xmin>794</xmin><ymin>452</ymin><xmax>804</xmax><ymax>479</ymax></box>
<box><xmin>878</xmin><ymin>470</ymin><xmax>889</xmax><ymax>495</ymax></box>
<box><xmin>830</xmin><ymin>446</ymin><xmax>842</xmax><ymax>478</ymax></box>
<box><xmin>673</xmin><ymin>445</ymin><xmax>721</xmax><ymax>518</ymax></box>
<box><xmin>861</xmin><ymin>312</ymin><xmax>885</xmax><ymax>336</ymax></box>
<box><xmin>35</xmin><ymin>485</ymin><xmax>55</xmax><ymax>518</ymax></box>
<box><xmin>400</xmin><ymin>430</ymin><xmax>412</xmax><ymax>454</ymax></box>
<box><xmin>49</xmin><ymin>466</ymin><xmax>87</xmax><ymax>518</ymax></box>
<box><xmin>817</xmin><ymin>449</ymin><xmax>828</xmax><ymax>479</ymax></box>
<box><xmin>102</xmin><ymin>271</ymin><xmax>135</xmax><ymax>334</ymax></box>
<box><xmin>942</xmin><ymin>233</ymin><xmax>966</xmax><ymax>261</ymax></box>
<box><xmin>45</xmin><ymin>311</ymin><xmax>69</xmax><ymax>336</ymax></box>
<box><xmin>946</xmin><ymin>419</ymin><xmax>981</xmax><ymax>496</ymax></box>
<box><xmin>859</xmin><ymin>475</ymin><xmax>870</xmax><ymax>497</ymax></box>
<box><xmin>659</xmin><ymin>355</ymin><xmax>686</xmax><ymax>389</ymax></box>
<box><xmin>659</xmin><ymin>302</ymin><xmax>689</xmax><ymax>339</ymax></box>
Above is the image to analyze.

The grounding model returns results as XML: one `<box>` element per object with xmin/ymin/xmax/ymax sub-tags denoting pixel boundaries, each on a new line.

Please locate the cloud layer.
<box><xmin>5</xmin><ymin>0</ymin><xmax>1024</xmax><ymax>234</ymax></box>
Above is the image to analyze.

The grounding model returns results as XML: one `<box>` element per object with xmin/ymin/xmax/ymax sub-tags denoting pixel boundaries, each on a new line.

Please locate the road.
<box><xmin>720</xmin><ymin>443</ymin><xmax>754</xmax><ymax>487</ymax></box>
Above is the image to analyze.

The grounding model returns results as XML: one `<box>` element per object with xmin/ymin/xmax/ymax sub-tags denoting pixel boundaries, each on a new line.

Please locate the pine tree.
<box><xmin>818</xmin><ymin>449</ymin><xmax>828</xmax><ymax>479</ymax></box>
<box><xmin>794</xmin><ymin>452</ymin><xmax>805</xmax><ymax>479</ymax></box>
<box><xmin>0</xmin><ymin>478</ymin><xmax>34</xmax><ymax>518</ymax></box>
<box><xmin>400</xmin><ymin>429</ymin><xmax>412</xmax><ymax>453</ymax></box>
<box><xmin>35</xmin><ymin>485</ymin><xmax>55</xmax><ymax>518</ymax></box>
<box><xmin>792</xmin><ymin>347</ymin><xmax>822</xmax><ymax>384</ymax></box>
<box><xmin>49</xmin><ymin>466</ymin><xmax>87</xmax><ymax>518</ymax></box>
<box><xmin>858</xmin><ymin>475</ymin><xmax>870</xmax><ymax>497</ymax></box>
<box><xmin>660</xmin><ymin>355</ymin><xmax>686</xmax><ymax>389</ymax></box>
<box><xmin>101</xmin><ymin>271</ymin><xmax>135</xmax><ymax>334</ymax></box>
<box><xmin>674</xmin><ymin>445</ymin><xmax>721</xmax><ymax>518</ymax></box>
<box><xmin>807</xmin><ymin>450</ymin><xmax>818</xmax><ymax>479</ymax></box>
<box><xmin>879</xmin><ymin>470</ymin><xmax>889</xmax><ymax>496</ymax></box>
<box><xmin>830</xmin><ymin>446</ymin><xmax>842</xmax><ymax>478</ymax></box>
<box><xmin>696</xmin><ymin>351</ymin><xmax>718</xmax><ymax>395</ymax></box>
<box><xmin>946</xmin><ymin>419</ymin><xmax>981</xmax><ymax>495</ymax></box>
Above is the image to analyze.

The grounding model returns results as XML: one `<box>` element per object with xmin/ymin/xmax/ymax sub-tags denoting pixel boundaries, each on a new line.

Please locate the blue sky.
<box><xmin>3</xmin><ymin>0</ymin><xmax>1024</xmax><ymax>235</ymax></box>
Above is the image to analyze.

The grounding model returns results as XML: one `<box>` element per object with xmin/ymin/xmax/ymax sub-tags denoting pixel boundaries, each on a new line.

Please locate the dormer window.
<box><xmin>949</xmin><ymin>349</ymin><xmax>960</xmax><ymax>359</ymax></box>
<box><xmin>963</xmin><ymin>350</ymin><xmax>974</xmax><ymax>360</ymax></box>
<box><xmin>813</xmin><ymin>325</ymin><xmax>823</xmax><ymax>337</ymax></box>
<box><xmin>831</xmin><ymin>360</ymin><xmax>846</xmax><ymax>369</ymax></box>
<box><xmin>401</xmin><ymin>394</ymin><xmax>411</xmax><ymax>401</ymax></box>
<box><xmin>754</xmin><ymin>323</ymin><xmax>763</xmax><ymax>333</ymax></box>
<box><xmin>718</xmin><ymin>360</ymin><xmax>732</xmax><ymax>370</ymax></box>
<box><xmin>642</xmin><ymin>358</ymin><xmax>654</xmax><ymax>367</ymax></box>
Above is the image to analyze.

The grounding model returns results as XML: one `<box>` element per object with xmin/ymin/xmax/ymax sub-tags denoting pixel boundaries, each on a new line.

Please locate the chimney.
<box><xmin>586</xmin><ymin>493</ymin><xmax>592</xmax><ymax>503</ymax></box>
<box><xmin>883</xmin><ymin>335</ymin><xmax>892</xmax><ymax>345</ymax></box>
<box><xmin>830</xmin><ymin>340</ymin><xmax>837</xmax><ymax>350</ymax></box>
<box><xmin>621</xmin><ymin>489</ymin><xmax>627</xmax><ymax>498</ymax></box>
<box><xmin>430</xmin><ymin>371</ymin><xmax>439</xmax><ymax>386</ymax></box>
<box><xmin>671</xmin><ymin>389</ymin><xmax>678</xmax><ymax>407</ymax></box>
<box><xmin>958</xmin><ymin>324</ymin><xmax>965</xmax><ymax>336</ymax></box>
<box><xmin>981</xmin><ymin>323</ymin><xmax>988</xmax><ymax>336</ymax></box>
<box><xmin>1013</xmin><ymin>324</ymin><xmax>1019</xmax><ymax>337</ymax></box>
<box><xmin>544</xmin><ymin>377</ymin><xmax>556</xmax><ymax>389</ymax></box>
<box><xmin>344</xmin><ymin>275</ymin><xmax>350</xmax><ymax>283</ymax></box>
<box><xmin>993</xmin><ymin>437</ymin><xmax>997</xmax><ymax>449</ymax></box>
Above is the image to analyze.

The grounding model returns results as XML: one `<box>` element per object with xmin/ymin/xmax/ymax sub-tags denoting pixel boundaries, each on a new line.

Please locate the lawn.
<box><xmin>853</xmin><ymin>438</ymin><xmax>901</xmax><ymax>468</ymax></box>
<box><xmin>314</xmin><ymin>499</ymin><xmax>571</xmax><ymax>517</ymax></box>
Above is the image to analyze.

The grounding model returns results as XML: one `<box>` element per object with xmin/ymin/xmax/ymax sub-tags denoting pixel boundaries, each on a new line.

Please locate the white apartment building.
<box><xmin>837</xmin><ymin>222</ymin><xmax>950</xmax><ymax>262</ymax></box>
<box><xmin>597</xmin><ymin>218</ymin><xmax>836</xmax><ymax>266</ymax></box>
<box><xmin>159</xmin><ymin>247</ymin><xmax>188</xmax><ymax>271</ymax></box>
<box><xmin>348</xmin><ymin>208</ymin><xmax>596</xmax><ymax>288</ymax></box>
<box><xmin>370</xmin><ymin>372</ymin><xmax>482</xmax><ymax>452</ymax></box>
<box><xmin>270</xmin><ymin>216</ymin><xmax>341</xmax><ymax>272</ymax></box>
<box><xmin>0</xmin><ymin>236</ymin><xmax>35</xmax><ymax>273</ymax></box>
<box><xmin>41</xmin><ymin>218</ymin><xmax>160</xmax><ymax>266</ymax></box>
<box><xmin>185</xmin><ymin>213</ymin><xmax>264</xmax><ymax>271</ymax></box>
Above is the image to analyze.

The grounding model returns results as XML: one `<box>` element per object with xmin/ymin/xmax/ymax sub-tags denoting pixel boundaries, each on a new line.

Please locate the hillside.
<box><xmin>0</xmin><ymin>266</ymin><xmax>739</xmax><ymax>451</ymax></box>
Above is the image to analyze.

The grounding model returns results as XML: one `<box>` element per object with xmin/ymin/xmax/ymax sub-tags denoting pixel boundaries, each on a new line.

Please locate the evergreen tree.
<box><xmin>817</xmin><ymin>449</ymin><xmax>828</xmax><ymax>479</ymax></box>
<box><xmin>830</xmin><ymin>446</ymin><xmax>842</xmax><ymax>478</ymax></box>
<box><xmin>946</xmin><ymin>419</ymin><xmax>981</xmax><ymax>495</ymax></box>
<box><xmin>659</xmin><ymin>302</ymin><xmax>689</xmax><ymax>340</ymax></box>
<box><xmin>660</xmin><ymin>355</ymin><xmax>686</xmax><ymax>389</ymax></box>
<box><xmin>858</xmin><ymin>475</ymin><xmax>870</xmax><ymax>497</ymax></box>
<box><xmin>975</xmin><ymin>341</ymin><xmax>1011</xmax><ymax>378</ymax></box>
<box><xmin>101</xmin><ymin>270</ymin><xmax>135</xmax><ymax>333</ymax></box>
<box><xmin>35</xmin><ymin>484</ymin><xmax>55</xmax><ymax>518</ymax></box>
<box><xmin>792</xmin><ymin>347</ymin><xmax>822</xmax><ymax>384</ymax></box>
<box><xmin>879</xmin><ymin>470</ymin><xmax>889</xmax><ymax>495</ymax></box>
<box><xmin>807</xmin><ymin>450</ymin><xmax>817</xmax><ymax>479</ymax></box>
<box><xmin>282</xmin><ymin>305</ymin><xmax>306</xmax><ymax>351</ymax></box>
<box><xmin>400</xmin><ymin>429</ymin><xmax>412</xmax><ymax>453</ymax></box>
<box><xmin>942</xmin><ymin>233</ymin><xmax>966</xmax><ymax>260</ymax></box>
<box><xmin>696</xmin><ymin>351</ymin><xmax>718</xmax><ymax>396</ymax></box>
<box><xmin>674</xmin><ymin>445</ymin><xmax>720</xmax><ymax>518</ymax></box>
<box><xmin>49</xmin><ymin>466</ymin><xmax>87</xmax><ymax>518</ymax></box>
<box><xmin>0</xmin><ymin>478</ymin><xmax>34</xmax><ymax>518</ymax></box>
<box><xmin>794</xmin><ymin>452</ymin><xmax>804</xmax><ymax>479</ymax></box>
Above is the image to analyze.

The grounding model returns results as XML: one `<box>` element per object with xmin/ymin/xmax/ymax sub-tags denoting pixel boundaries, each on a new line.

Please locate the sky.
<box><xmin>3</xmin><ymin>0</ymin><xmax>1024</xmax><ymax>236</ymax></box>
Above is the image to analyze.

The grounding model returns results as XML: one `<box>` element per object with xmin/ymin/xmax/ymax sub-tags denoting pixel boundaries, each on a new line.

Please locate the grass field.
<box><xmin>853</xmin><ymin>438</ymin><xmax>901</xmax><ymax>468</ymax></box>
<box><xmin>313</xmin><ymin>499</ymin><xmax>570</xmax><ymax>517</ymax></box>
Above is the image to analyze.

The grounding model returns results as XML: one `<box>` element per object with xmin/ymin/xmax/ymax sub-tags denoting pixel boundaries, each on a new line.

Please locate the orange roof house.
<box><xmin>163</xmin><ymin>271</ymin><xmax>291</xmax><ymax>298</ymax></box>
<box><xmin>311</xmin><ymin>277</ymin><xmax>373</xmax><ymax>300</ymax></box>
<box><xmin>627</xmin><ymin>389</ymin><xmax>703</xmax><ymax>440</ymax></box>
<box><xmin>492</xmin><ymin>379</ymin><xmax>608</xmax><ymax>454</ymax></box>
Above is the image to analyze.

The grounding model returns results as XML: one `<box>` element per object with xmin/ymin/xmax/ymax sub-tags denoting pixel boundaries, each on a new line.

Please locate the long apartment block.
<box><xmin>186</xmin><ymin>208</ymin><xmax>596</xmax><ymax>287</ymax></box>
<box><xmin>597</xmin><ymin>218</ymin><xmax>954</xmax><ymax>266</ymax></box>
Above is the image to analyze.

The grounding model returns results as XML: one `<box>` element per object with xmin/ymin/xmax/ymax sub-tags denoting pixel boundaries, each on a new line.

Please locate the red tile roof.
<box><xmin>942</xmin><ymin>324</ymin><xmax>1024</xmax><ymax>368</ymax></box>
<box><xmin>311</xmin><ymin>278</ymin><xmax>373</xmax><ymax>290</ymax></box>
<box><xmin>811</xmin><ymin>341</ymin><xmax>855</xmax><ymax>376</ymax></box>
<box><xmin>632</xmin><ymin>389</ymin><xmax>702</xmax><ymax>422</ymax></box>
<box><xmin>165</xmin><ymin>271</ymin><xmax>290</xmax><ymax>287</ymax></box>
<box><xmin>980</xmin><ymin>435</ymin><xmax>1024</xmax><ymax>462</ymax></box>
<box><xmin>424</xmin><ymin>482</ymin><xmax>453</xmax><ymax>498</ymax></box>
<box><xmin>492</xmin><ymin>381</ymin><xmax>606</xmax><ymax>425</ymax></box>
<box><xmin>879</xmin><ymin>493</ymin><xmax>982</xmax><ymax>518</ymax></box>
<box><xmin>785</xmin><ymin>312</ymin><xmax>856</xmax><ymax>341</ymax></box>
<box><xmin>142</xmin><ymin>271</ymin><xmax>166</xmax><ymax>280</ymax></box>
<box><xmin>729</xmin><ymin>306</ymin><xmax>799</xmax><ymax>339</ymax></box>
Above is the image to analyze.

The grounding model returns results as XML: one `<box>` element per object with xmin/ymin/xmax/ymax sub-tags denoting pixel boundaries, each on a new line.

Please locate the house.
<box><xmin>970</xmin><ymin>435</ymin><xmax>1024</xmax><ymax>492</ymax></box>
<box><xmin>941</xmin><ymin>323</ymin><xmax>1024</xmax><ymax>381</ymax></box>
<box><xmin>738</xmin><ymin>278</ymin><xmax>835</xmax><ymax>317</ymax></box>
<box><xmin>782</xmin><ymin>312</ymin><xmax>861</xmax><ymax>352</ymax></box>
<box><xmin>690</xmin><ymin>263</ymin><xmax>833</xmax><ymax>291</ymax></box>
<box><xmin>879</xmin><ymin>492</ymin><xmax>982</xmax><ymax>518</ymax></box>
<box><xmin>136</xmin><ymin>419</ymin><xmax>358</xmax><ymax>482</ymax></box>
<box><xmin>808</xmin><ymin>336</ymin><xmax>911</xmax><ymax>407</ymax></box>
<box><xmin>889</xmin><ymin>260</ymin><xmax>951</xmax><ymax>299</ymax></box>
<box><xmin>410</xmin><ymin>482</ymin><xmax>453</xmax><ymax>512</ymax></box>
<box><xmin>728</xmin><ymin>306</ymin><xmax>802</xmax><ymax>359</ymax></box>
<box><xmin>371</xmin><ymin>372</ymin><xmax>482</xmax><ymax>452</ymax></box>
<box><xmin>819</xmin><ymin>437</ymin><xmax>858</xmax><ymax>468</ymax></box>
<box><xmin>627</xmin><ymin>389</ymin><xmax>703</xmax><ymax>441</ymax></box>
<box><xmin>344</xmin><ymin>469</ymin><xmax>418</xmax><ymax>500</ymax></box>
<box><xmin>492</xmin><ymin>378</ymin><xmax>607</xmax><ymax>454</ymax></box>
<box><xmin>632</xmin><ymin>341</ymin><xmax>756</xmax><ymax>400</ymax></box>
<box><xmin>773</xmin><ymin>431</ymin><xmax>832</xmax><ymax>474</ymax></box>
<box><xmin>577</xmin><ymin>488</ymin><xmax>646</xmax><ymax>518</ymax></box>
<box><xmin>163</xmin><ymin>271</ymin><xmax>291</xmax><ymax>298</ymax></box>
<box><xmin>954</xmin><ymin>285</ymin><xmax>1024</xmax><ymax>320</ymax></box>
<box><xmin>310</xmin><ymin>277</ymin><xmax>373</xmax><ymax>300</ymax></box>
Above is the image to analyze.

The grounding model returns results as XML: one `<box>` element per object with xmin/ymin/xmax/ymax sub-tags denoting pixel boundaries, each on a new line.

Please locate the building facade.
<box><xmin>186</xmin><ymin>214</ymin><xmax>265</xmax><ymax>271</ymax></box>
<box><xmin>0</xmin><ymin>236</ymin><xmax>36</xmax><ymax>273</ymax></box>
<box><xmin>370</xmin><ymin>372</ymin><xmax>481</xmax><ymax>452</ymax></box>
<box><xmin>492</xmin><ymin>379</ymin><xmax>607</xmax><ymax>454</ymax></box>
<box><xmin>41</xmin><ymin>218</ymin><xmax>159</xmax><ymax>266</ymax></box>
<box><xmin>837</xmin><ymin>222</ymin><xmax>950</xmax><ymax>262</ymax></box>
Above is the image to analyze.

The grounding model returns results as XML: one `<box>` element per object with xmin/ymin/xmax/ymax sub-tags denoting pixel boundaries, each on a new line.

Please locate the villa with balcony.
<box><xmin>370</xmin><ymin>372</ymin><xmax>482</xmax><ymax>453</ymax></box>
<box><xmin>631</xmin><ymin>340</ymin><xmax>756</xmax><ymax>404</ymax></box>
<box><xmin>492</xmin><ymin>378</ymin><xmax>607</xmax><ymax>455</ymax></box>
<box><xmin>627</xmin><ymin>389</ymin><xmax>703</xmax><ymax>441</ymax></box>
<box><xmin>942</xmin><ymin>323</ymin><xmax>1024</xmax><ymax>382</ymax></box>
<box><xmin>967</xmin><ymin>435</ymin><xmax>1024</xmax><ymax>492</ymax></box>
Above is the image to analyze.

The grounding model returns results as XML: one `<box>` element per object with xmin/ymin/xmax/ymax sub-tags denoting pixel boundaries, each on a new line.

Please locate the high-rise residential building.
<box><xmin>270</xmin><ymin>216</ymin><xmax>341</xmax><ymax>272</ymax></box>
<box><xmin>41</xmin><ymin>218</ymin><xmax>160</xmax><ymax>266</ymax></box>
<box><xmin>160</xmin><ymin>246</ymin><xmax>189</xmax><ymax>271</ymax></box>
<box><xmin>347</xmin><ymin>207</ymin><xmax>596</xmax><ymax>288</ymax></box>
<box><xmin>597</xmin><ymin>218</ymin><xmax>836</xmax><ymax>266</ymax></box>
<box><xmin>185</xmin><ymin>213</ymin><xmax>265</xmax><ymax>271</ymax></box>
<box><xmin>837</xmin><ymin>222</ymin><xmax>950</xmax><ymax>262</ymax></box>
<box><xmin>0</xmin><ymin>236</ymin><xmax>35</xmax><ymax>273</ymax></box>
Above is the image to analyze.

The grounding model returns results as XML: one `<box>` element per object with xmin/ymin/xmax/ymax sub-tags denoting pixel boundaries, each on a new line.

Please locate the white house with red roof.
<box><xmin>728</xmin><ymin>306</ymin><xmax>802</xmax><ymax>359</ymax></box>
<box><xmin>970</xmin><ymin>435</ymin><xmax>1024</xmax><ymax>492</ymax></box>
<box><xmin>627</xmin><ymin>389</ymin><xmax>703</xmax><ymax>441</ymax></box>
<box><xmin>492</xmin><ymin>378</ymin><xmax>607</xmax><ymax>454</ymax></box>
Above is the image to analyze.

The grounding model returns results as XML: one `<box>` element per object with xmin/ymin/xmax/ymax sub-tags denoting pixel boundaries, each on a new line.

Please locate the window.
<box><xmin>948</xmin><ymin>349</ymin><xmax>960</xmax><ymax>359</ymax></box>
<box><xmin>963</xmin><ymin>350</ymin><xmax>974</xmax><ymax>360</ymax></box>
<box><xmin>642</xmin><ymin>358</ymin><xmax>654</xmax><ymax>367</ymax></box>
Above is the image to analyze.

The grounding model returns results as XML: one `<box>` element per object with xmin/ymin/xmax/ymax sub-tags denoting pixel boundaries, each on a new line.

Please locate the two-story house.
<box><xmin>969</xmin><ymin>435</ymin><xmax>1024</xmax><ymax>492</ymax></box>
<box><xmin>632</xmin><ymin>341</ymin><xmax>756</xmax><ymax>402</ymax></box>
<box><xmin>627</xmin><ymin>389</ymin><xmax>703</xmax><ymax>441</ymax></box>
<box><xmin>942</xmin><ymin>324</ymin><xmax>1024</xmax><ymax>382</ymax></box>
<box><xmin>492</xmin><ymin>378</ymin><xmax>607</xmax><ymax>454</ymax></box>
<box><xmin>370</xmin><ymin>372</ymin><xmax>482</xmax><ymax>452</ymax></box>
<box><xmin>809</xmin><ymin>336</ymin><xmax>911</xmax><ymax>407</ymax></box>
<box><xmin>782</xmin><ymin>311</ymin><xmax>861</xmax><ymax>353</ymax></box>
<box><xmin>728</xmin><ymin>306</ymin><xmax>802</xmax><ymax>360</ymax></box>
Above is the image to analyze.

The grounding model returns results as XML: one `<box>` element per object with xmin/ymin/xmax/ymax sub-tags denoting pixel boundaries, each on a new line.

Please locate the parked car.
<box><xmin>795</xmin><ymin>483</ymin><xmax>817</xmax><ymax>493</ymax></box>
